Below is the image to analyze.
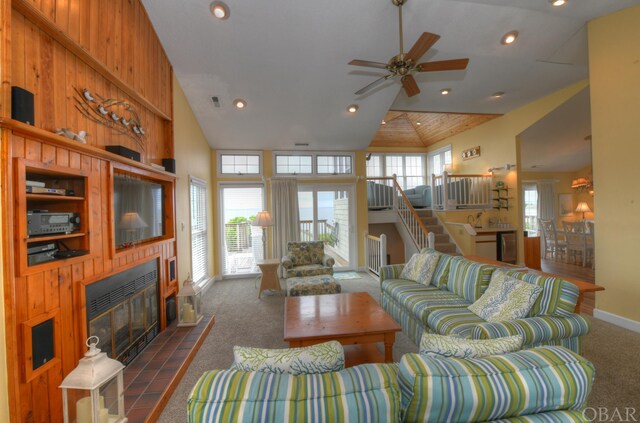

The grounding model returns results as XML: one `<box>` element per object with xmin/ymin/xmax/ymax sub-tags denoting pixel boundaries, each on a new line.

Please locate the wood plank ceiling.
<box><xmin>369</xmin><ymin>111</ymin><xmax>501</xmax><ymax>148</ymax></box>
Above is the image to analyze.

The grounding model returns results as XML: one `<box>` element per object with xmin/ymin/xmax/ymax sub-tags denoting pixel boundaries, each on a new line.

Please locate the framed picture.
<box><xmin>559</xmin><ymin>194</ymin><xmax>573</xmax><ymax>217</ymax></box>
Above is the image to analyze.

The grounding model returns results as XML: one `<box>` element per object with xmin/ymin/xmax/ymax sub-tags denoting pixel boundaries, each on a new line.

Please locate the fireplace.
<box><xmin>86</xmin><ymin>260</ymin><xmax>159</xmax><ymax>365</ymax></box>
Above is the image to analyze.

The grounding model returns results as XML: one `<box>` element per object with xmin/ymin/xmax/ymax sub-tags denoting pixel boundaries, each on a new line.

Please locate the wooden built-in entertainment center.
<box><xmin>0</xmin><ymin>1</ymin><xmax>179</xmax><ymax>420</ymax></box>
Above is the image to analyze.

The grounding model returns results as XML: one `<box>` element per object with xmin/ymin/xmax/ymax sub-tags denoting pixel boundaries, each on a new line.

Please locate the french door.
<box><xmin>219</xmin><ymin>184</ymin><xmax>265</xmax><ymax>276</ymax></box>
<box><xmin>297</xmin><ymin>184</ymin><xmax>356</xmax><ymax>270</ymax></box>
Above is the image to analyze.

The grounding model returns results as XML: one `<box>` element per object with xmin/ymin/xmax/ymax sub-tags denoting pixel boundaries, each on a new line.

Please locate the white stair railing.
<box><xmin>431</xmin><ymin>172</ymin><xmax>492</xmax><ymax>210</ymax></box>
<box><xmin>365</xmin><ymin>231</ymin><xmax>387</xmax><ymax>276</ymax></box>
<box><xmin>392</xmin><ymin>178</ymin><xmax>433</xmax><ymax>251</ymax></box>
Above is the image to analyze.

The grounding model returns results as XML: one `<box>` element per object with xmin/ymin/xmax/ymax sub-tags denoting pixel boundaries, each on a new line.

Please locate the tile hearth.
<box><xmin>122</xmin><ymin>314</ymin><xmax>215</xmax><ymax>422</ymax></box>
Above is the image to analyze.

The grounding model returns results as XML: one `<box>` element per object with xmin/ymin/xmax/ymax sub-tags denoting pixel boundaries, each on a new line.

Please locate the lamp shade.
<box><xmin>118</xmin><ymin>212</ymin><xmax>148</xmax><ymax>229</ymax></box>
<box><xmin>252</xmin><ymin>211</ymin><xmax>273</xmax><ymax>228</ymax></box>
<box><xmin>575</xmin><ymin>202</ymin><xmax>591</xmax><ymax>213</ymax></box>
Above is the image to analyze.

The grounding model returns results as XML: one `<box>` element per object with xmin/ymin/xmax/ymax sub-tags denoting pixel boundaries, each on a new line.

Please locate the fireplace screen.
<box><xmin>86</xmin><ymin>260</ymin><xmax>159</xmax><ymax>364</ymax></box>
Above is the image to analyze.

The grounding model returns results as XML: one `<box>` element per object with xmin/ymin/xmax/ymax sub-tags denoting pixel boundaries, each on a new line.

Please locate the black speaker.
<box><xmin>166</xmin><ymin>296</ymin><xmax>176</xmax><ymax>324</ymax></box>
<box><xmin>32</xmin><ymin>319</ymin><xmax>54</xmax><ymax>370</ymax></box>
<box><xmin>11</xmin><ymin>86</ymin><xmax>34</xmax><ymax>126</ymax></box>
<box><xmin>106</xmin><ymin>145</ymin><xmax>141</xmax><ymax>162</ymax></box>
<box><xmin>169</xmin><ymin>259</ymin><xmax>176</xmax><ymax>282</ymax></box>
<box><xmin>162</xmin><ymin>158</ymin><xmax>176</xmax><ymax>173</ymax></box>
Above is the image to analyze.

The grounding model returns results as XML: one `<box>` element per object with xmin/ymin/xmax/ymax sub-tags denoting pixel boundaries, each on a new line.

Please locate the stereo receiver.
<box><xmin>27</xmin><ymin>211</ymin><xmax>80</xmax><ymax>237</ymax></box>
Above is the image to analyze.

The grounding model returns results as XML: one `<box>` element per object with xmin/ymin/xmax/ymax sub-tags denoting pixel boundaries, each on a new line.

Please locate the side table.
<box><xmin>256</xmin><ymin>258</ymin><xmax>282</xmax><ymax>298</ymax></box>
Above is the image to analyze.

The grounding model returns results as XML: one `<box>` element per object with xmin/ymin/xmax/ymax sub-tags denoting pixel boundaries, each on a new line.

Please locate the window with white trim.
<box><xmin>316</xmin><ymin>155</ymin><xmax>352</xmax><ymax>175</ymax></box>
<box><xmin>218</xmin><ymin>152</ymin><xmax>262</xmax><ymax>176</ymax></box>
<box><xmin>273</xmin><ymin>152</ymin><xmax>355</xmax><ymax>177</ymax></box>
<box><xmin>275</xmin><ymin>154</ymin><xmax>313</xmax><ymax>175</ymax></box>
<box><xmin>365</xmin><ymin>153</ymin><xmax>426</xmax><ymax>189</ymax></box>
<box><xmin>190</xmin><ymin>177</ymin><xmax>209</xmax><ymax>284</ymax></box>
<box><xmin>427</xmin><ymin>145</ymin><xmax>452</xmax><ymax>176</ymax></box>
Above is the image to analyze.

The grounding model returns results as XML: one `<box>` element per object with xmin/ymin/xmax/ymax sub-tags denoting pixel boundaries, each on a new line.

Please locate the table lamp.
<box><xmin>252</xmin><ymin>211</ymin><xmax>273</xmax><ymax>259</ymax></box>
<box><xmin>575</xmin><ymin>202</ymin><xmax>591</xmax><ymax>220</ymax></box>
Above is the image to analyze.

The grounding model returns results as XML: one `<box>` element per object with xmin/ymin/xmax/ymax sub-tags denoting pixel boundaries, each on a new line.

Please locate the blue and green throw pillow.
<box><xmin>399</xmin><ymin>251</ymin><xmax>440</xmax><ymax>285</ymax></box>
<box><xmin>419</xmin><ymin>333</ymin><xmax>523</xmax><ymax>359</ymax></box>
<box><xmin>233</xmin><ymin>341</ymin><xmax>345</xmax><ymax>375</ymax></box>
<box><xmin>468</xmin><ymin>270</ymin><xmax>542</xmax><ymax>322</ymax></box>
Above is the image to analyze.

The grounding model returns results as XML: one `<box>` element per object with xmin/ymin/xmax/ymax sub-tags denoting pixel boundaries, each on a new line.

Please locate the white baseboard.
<box><xmin>593</xmin><ymin>309</ymin><xmax>640</xmax><ymax>333</ymax></box>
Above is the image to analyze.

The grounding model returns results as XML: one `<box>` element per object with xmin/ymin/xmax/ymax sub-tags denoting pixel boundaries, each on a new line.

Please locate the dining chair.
<box><xmin>539</xmin><ymin>218</ymin><xmax>566</xmax><ymax>262</ymax></box>
<box><xmin>585</xmin><ymin>221</ymin><xmax>595</xmax><ymax>269</ymax></box>
<box><xmin>563</xmin><ymin>221</ymin><xmax>588</xmax><ymax>266</ymax></box>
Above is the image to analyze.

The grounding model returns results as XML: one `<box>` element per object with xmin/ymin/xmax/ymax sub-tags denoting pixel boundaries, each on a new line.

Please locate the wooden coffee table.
<box><xmin>284</xmin><ymin>292</ymin><xmax>401</xmax><ymax>367</ymax></box>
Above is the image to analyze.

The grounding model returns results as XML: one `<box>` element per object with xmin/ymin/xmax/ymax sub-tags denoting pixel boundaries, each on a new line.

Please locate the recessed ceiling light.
<box><xmin>440</xmin><ymin>88</ymin><xmax>451</xmax><ymax>95</ymax></box>
<box><xmin>501</xmin><ymin>31</ymin><xmax>519</xmax><ymax>45</ymax></box>
<box><xmin>234</xmin><ymin>99</ymin><xmax>247</xmax><ymax>109</ymax></box>
<box><xmin>491</xmin><ymin>91</ymin><xmax>505</xmax><ymax>98</ymax></box>
<box><xmin>416</xmin><ymin>122</ymin><xmax>421</xmax><ymax>126</ymax></box>
<box><xmin>210</xmin><ymin>1</ymin><xmax>230</xmax><ymax>19</ymax></box>
<box><xmin>381</xmin><ymin>120</ymin><xmax>386</xmax><ymax>125</ymax></box>
<box><xmin>347</xmin><ymin>104</ymin><xmax>359</xmax><ymax>113</ymax></box>
<box><xmin>549</xmin><ymin>0</ymin><xmax>567</xmax><ymax>6</ymax></box>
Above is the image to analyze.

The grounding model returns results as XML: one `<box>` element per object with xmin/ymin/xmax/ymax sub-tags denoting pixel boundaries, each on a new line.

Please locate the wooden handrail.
<box><xmin>394</xmin><ymin>179</ymin><xmax>432</xmax><ymax>238</ymax></box>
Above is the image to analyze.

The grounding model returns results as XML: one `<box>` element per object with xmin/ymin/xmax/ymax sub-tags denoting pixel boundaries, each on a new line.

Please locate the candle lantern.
<box><xmin>60</xmin><ymin>336</ymin><xmax>127</xmax><ymax>423</ymax></box>
<box><xmin>177</xmin><ymin>273</ymin><xmax>203</xmax><ymax>327</ymax></box>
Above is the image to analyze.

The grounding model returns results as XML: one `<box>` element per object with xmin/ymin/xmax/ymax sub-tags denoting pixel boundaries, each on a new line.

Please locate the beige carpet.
<box><xmin>158</xmin><ymin>273</ymin><xmax>640</xmax><ymax>422</ymax></box>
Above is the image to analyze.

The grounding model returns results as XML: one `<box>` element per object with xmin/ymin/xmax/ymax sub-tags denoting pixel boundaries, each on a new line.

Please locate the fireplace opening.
<box><xmin>86</xmin><ymin>260</ymin><xmax>159</xmax><ymax>365</ymax></box>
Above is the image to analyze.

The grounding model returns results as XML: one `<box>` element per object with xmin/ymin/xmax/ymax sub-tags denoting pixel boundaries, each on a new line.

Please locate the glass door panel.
<box><xmin>221</xmin><ymin>185</ymin><xmax>265</xmax><ymax>275</ymax></box>
<box><xmin>298</xmin><ymin>186</ymin><xmax>354</xmax><ymax>269</ymax></box>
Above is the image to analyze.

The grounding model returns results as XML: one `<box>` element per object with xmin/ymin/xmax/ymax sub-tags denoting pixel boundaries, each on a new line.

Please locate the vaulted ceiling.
<box><xmin>370</xmin><ymin>111</ymin><xmax>500</xmax><ymax>148</ymax></box>
<box><xmin>142</xmin><ymin>0</ymin><xmax>640</xmax><ymax>155</ymax></box>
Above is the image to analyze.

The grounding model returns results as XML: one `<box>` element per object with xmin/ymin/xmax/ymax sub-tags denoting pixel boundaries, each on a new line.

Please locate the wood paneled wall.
<box><xmin>1</xmin><ymin>0</ymin><xmax>176</xmax><ymax>421</ymax></box>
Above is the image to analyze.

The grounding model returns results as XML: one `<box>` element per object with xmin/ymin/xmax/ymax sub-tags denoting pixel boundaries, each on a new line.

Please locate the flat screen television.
<box><xmin>113</xmin><ymin>174</ymin><xmax>164</xmax><ymax>248</ymax></box>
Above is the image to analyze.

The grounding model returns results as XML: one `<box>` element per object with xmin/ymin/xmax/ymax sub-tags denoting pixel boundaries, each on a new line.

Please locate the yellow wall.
<box><xmin>425</xmin><ymin>80</ymin><xmax>589</xmax><ymax>262</ymax></box>
<box><xmin>173</xmin><ymin>77</ymin><xmax>215</xmax><ymax>284</ymax></box>
<box><xmin>589</xmin><ymin>5</ymin><xmax>640</xmax><ymax>322</ymax></box>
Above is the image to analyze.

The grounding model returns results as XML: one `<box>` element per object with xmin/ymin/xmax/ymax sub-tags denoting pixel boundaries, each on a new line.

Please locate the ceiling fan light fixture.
<box><xmin>347</xmin><ymin>104</ymin><xmax>359</xmax><ymax>113</ymax></box>
<box><xmin>440</xmin><ymin>88</ymin><xmax>451</xmax><ymax>95</ymax></box>
<box><xmin>210</xmin><ymin>1</ymin><xmax>230</xmax><ymax>20</ymax></box>
<box><xmin>549</xmin><ymin>0</ymin><xmax>567</xmax><ymax>6</ymax></box>
<box><xmin>233</xmin><ymin>99</ymin><xmax>247</xmax><ymax>109</ymax></box>
<box><xmin>501</xmin><ymin>31</ymin><xmax>519</xmax><ymax>45</ymax></box>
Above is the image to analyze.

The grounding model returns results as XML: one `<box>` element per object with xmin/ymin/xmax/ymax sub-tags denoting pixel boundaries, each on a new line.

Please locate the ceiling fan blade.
<box><xmin>349</xmin><ymin>59</ymin><xmax>388</xmax><ymax>69</ymax></box>
<box><xmin>355</xmin><ymin>75</ymin><xmax>392</xmax><ymax>95</ymax></box>
<box><xmin>417</xmin><ymin>58</ymin><xmax>470</xmax><ymax>72</ymax></box>
<box><xmin>401</xmin><ymin>75</ymin><xmax>420</xmax><ymax>97</ymax></box>
<box><xmin>405</xmin><ymin>32</ymin><xmax>440</xmax><ymax>63</ymax></box>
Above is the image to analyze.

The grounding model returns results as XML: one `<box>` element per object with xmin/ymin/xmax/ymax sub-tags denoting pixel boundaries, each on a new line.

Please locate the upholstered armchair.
<box><xmin>281</xmin><ymin>241</ymin><xmax>335</xmax><ymax>278</ymax></box>
<box><xmin>404</xmin><ymin>185</ymin><xmax>431</xmax><ymax>208</ymax></box>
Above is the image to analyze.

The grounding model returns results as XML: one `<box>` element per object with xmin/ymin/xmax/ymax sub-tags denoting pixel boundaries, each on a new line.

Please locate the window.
<box><xmin>317</xmin><ymin>155</ymin><xmax>352</xmax><ymax>175</ymax></box>
<box><xmin>427</xmin><ymin>145</ymin><xmax>452</xmax><ymax>176</ymax></box>
<box><xmin>190</xmin><ymin>177</ymin><xmax>209</xmax><ymax>284</ymax></box>
<box><xmin>366</xmin><ymin>154</ymin><xmax>426</xmax><ymax>189</ymax></box>
<box><xmin>218</xmin><ymin>152</ymin><xmax>262</xmax><ymax>176</ymax></box>
<box><xmin>523</xmin><ymin>184</ymin><xmax>539</xmax><ymax>235</ymax></box>
<box><xmin>275</xmin><ymin>154</ymin><xmax>313</xmax><ymax>175</ymax></box>
<box><xmin>273</xmin><ymin>152</ymin><xmax>355</xmax><ymax>177</ymax></box>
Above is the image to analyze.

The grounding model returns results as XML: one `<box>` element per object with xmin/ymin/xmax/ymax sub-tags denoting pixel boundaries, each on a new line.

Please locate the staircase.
<box><xmin>414</xmin><ymin>209</ymin><xmax>458</xmax><ymax>254</ymax></box>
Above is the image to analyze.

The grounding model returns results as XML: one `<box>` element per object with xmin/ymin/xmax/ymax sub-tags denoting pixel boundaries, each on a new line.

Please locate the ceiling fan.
<box><xmin>349</xmin><ymin>0</ymin><xmax>469</xmax><ymax>97</ymax></box>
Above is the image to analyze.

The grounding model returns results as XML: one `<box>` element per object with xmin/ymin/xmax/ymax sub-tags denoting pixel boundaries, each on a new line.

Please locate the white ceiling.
<box><xmin>519</xmin><ymin>87</ymin><xmax>592</xmax><ymax>173</ymax></box>
<box><xmin>142</xmin><ymin>0</ymin><xmax>640</xmax><ymax>153</ymax></box>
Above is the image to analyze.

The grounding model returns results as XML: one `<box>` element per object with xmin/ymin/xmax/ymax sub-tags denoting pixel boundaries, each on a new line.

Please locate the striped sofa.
<box><xmin>380</xmin><ymin>251</ymin><xmax>591</xmax><ymax>354</ymax></box>
<box><xmin>187</xmin><ymin>346</ymin><xmax>595</xmax><ymax>422</ymax></box>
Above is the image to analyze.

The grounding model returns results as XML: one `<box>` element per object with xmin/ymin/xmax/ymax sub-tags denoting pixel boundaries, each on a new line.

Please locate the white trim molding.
<box><xmin>593</xmin><ymin>309</ymin><xmax>640</xmax><ymax>334</ymax></box>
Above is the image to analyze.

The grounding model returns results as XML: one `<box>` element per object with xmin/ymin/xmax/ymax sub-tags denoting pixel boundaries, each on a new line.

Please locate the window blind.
<box><xmin>190</xmin><ymin>177</ymin><xmax>209</xmax><ymax>283</ymax></box>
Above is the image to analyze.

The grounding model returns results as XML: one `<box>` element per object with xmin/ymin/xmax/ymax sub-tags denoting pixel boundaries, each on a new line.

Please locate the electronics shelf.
<box><xmin>16</xmin><ymin>158</ymin><xmax>90</xmax><ymax>274</ymax></box>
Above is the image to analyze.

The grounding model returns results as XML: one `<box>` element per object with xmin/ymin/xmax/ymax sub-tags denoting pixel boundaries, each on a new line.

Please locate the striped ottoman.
<box><xmin>287</xmin><ymin>275</ymin><xmax>341</xmax><ymax>296</ymax></box>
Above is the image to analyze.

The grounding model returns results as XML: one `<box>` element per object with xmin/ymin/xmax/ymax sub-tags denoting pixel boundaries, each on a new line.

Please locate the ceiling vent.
<box><xmin>211</xmin><ymin>96</ymin><xmax>221</xmax><ymax>107</ymax></box>
<box><xmin>294</xmin><ymin>143</ymin><xmax>309</xmax><ymax>147</ymax></box>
